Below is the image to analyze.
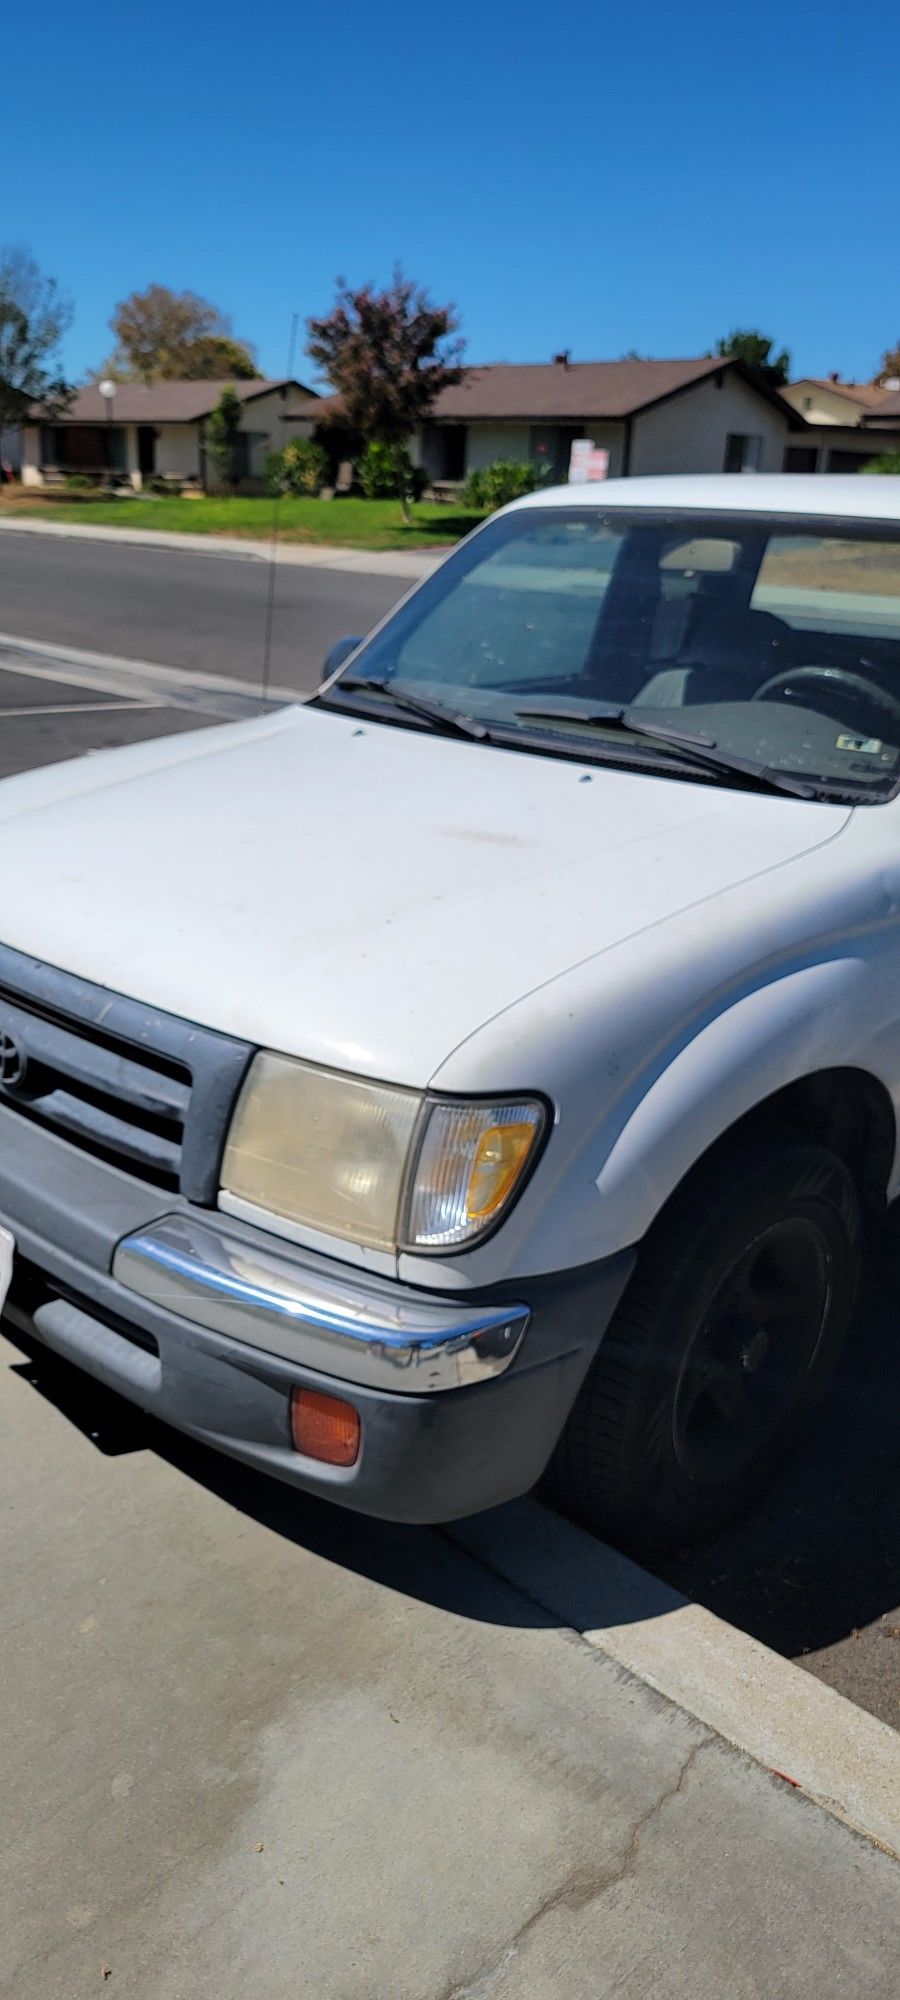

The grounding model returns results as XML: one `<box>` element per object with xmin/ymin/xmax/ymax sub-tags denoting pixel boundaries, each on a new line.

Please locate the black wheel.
<box><xmin>551</xmin><ymin>1126</ymin><xmax>861</xmax><ymax>1554</ymax></box>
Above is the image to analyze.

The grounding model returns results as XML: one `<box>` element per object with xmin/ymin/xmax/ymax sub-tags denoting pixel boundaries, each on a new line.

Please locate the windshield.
<box><xmin>322</xmin><ymin>506</ymin><xmax>900</xmax><ymax>801</ymax></box>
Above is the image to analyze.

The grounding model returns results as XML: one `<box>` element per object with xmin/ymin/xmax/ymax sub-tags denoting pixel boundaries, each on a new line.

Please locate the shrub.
<box><xmin>268</xmin><ymin>436</ymin><xmax>330</xmax><ymax>496</ymax></box>
<box><xmin>64</xmin><ymin>472</ymin><xmax>95</xmax><ymax>490</ymax></box>
<box><xmin>862</xmin><ymin>453</ymin><xmax>900</xmax><ymax>475</ymax></box>
<box><xmin>145</xmin><ymin>474</ymin><xmax>183</xmax><ymax>496</ymax></box>
<box><xmin>461</xmin><ymin>460</ymin><xmax>538</xmax><ymax>512</ymax></box>
<box><xmin>204</xmin><ymin>385</ymin><xmax>242</xmax><ymax>492</ymax></box>
<box><xmin>357</xmin><ymin>439</ymin><xmax>426</xmax><ymax>503</ymax></box>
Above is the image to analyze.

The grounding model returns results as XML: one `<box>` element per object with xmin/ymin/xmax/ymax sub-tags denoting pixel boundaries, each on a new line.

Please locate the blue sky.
<box><xmin>6</xmin><ymin>1</ymin><xmax>895</xmax><ymax>387</ymax></box>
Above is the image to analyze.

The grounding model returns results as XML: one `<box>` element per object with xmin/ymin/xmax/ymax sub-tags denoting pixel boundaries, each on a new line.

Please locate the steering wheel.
<box><xmin>753</xmin><ymin>665</ymin><xmax>900</xmax><ymax>735</ymax></box>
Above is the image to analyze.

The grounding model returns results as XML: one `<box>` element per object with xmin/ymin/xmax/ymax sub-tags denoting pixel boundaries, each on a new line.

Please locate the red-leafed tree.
<box><xmin>307</xmin><ymin>269</ymin><xmax>465</xmax><ymax>519</ymax></box>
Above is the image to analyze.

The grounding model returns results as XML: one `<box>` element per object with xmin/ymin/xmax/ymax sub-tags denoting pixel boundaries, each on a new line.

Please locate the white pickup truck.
<box><xmin>2</xmin><ymin>473</ymin><xmax>899</xmax><ymax>1551</ymax></box>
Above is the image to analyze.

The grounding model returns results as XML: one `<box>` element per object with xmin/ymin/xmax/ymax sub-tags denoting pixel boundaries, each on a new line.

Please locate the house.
<box><xmin>21</xmin><ymin>378</ymin><xmax>319</xmax><ymax>491</ymax></box>
<box><xmin>302</xmin><ymin>355</ymin><xmax>792</xmax><ymax>488</ymax></box>
<box><xmin>780</xmin><ymin>377</ymin><xmax>900</xmax><ymax>472</ymax></box>
<box><xmin>413</xmin><ymin>356</ymin><xmax>792</xmax><ymax>483</ymax></box>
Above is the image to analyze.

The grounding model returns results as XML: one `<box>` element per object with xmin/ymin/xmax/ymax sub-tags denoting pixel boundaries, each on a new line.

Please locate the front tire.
<box><xmin>551</xmin><ymin>1126</ymin><xmax>861</xmax><ymax>1554</ymax></box>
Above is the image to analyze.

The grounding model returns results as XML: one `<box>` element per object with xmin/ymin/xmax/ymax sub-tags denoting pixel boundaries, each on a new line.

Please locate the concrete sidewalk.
<box><xmin>0</xmin><ymin>512</ymin><xmax>444</xmax><ymax>580</ymax></box>
<box><xmin>1</xmin><ymin>1322</ymin><xmax>897</xmax><ymax>2000</ymax></box>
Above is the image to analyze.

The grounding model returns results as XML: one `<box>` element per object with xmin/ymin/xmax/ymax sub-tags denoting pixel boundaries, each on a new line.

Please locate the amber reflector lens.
<box><xmin>290</xmin><ymin>1388</ymin><xmax>361</xmax><ymax>1466</ymax></box>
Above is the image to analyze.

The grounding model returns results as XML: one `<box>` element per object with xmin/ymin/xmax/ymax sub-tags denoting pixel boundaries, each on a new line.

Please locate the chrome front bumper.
<box><xmin>113</xmin><ymin>1213</ymin><xmax>530</xmax><ymax>1394</ymax></box>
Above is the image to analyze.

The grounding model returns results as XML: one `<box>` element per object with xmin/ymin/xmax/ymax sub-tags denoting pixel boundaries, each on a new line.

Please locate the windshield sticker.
<box><xmin>836</xmin><ymin>733</ymin><xmax>883</xmax><ymax>756</ymax></box>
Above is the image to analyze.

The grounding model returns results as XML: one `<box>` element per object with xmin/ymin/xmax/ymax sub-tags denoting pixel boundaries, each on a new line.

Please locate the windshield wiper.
<box><xmin>514</xmin><ymin>702</ymin><xmax>818</xmax><ymax>801</ymax></box>
<box><xmin>328</xmin><ymin>676</ymin><xmax>489</xmax><ymax>742</ymax></box>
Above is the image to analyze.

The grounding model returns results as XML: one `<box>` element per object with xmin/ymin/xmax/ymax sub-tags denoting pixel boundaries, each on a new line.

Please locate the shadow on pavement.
<box><xmin>5</xmin><ymin>1209</ymin><xmax>899</xmax><ymax>1669</ymax></box>
<box><xmin>656</xmin><ymin>1210</ymin><xmax>900</xmax><ymax>1671</ymax></box>
<box><xmin>4</xmin><ymin>1324</ymin><xmax>557</xmax><ymax>1632</ymax></box>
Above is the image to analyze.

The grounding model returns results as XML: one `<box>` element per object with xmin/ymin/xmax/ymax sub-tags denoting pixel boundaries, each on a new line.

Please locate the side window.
<box><xmin>752</xmin><ymin>534</ymin><xmax>900</xmax><ymax>644</ymax></box>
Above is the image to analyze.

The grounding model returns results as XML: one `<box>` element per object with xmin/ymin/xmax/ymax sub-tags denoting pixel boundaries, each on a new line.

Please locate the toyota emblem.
<box><xmin>0</xmin><ymin>1030</ymin><xmax>27</xmax><ymax>1091</ymax></box>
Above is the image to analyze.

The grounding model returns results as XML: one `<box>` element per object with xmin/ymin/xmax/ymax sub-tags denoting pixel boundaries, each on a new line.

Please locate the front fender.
<box><xmin>411</xmin><ymin>941</ymin><xmax>900</xmax><ymax>1287</ymax></box>
<box><xmin>590</xmin><ymin>954</ymin><xmax>895</xmax><ymax>1257</ymax></box>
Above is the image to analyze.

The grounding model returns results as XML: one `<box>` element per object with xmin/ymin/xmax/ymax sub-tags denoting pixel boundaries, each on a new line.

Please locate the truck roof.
<box><xmin>509</xmin><ymin>473</ymin><xmax>900</xmax><ymax>523</ymax></box>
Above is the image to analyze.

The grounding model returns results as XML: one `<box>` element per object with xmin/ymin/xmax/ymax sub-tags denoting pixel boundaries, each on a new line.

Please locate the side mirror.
<box><xmin>322</xmin><ymin>635</ymin><xmax>364</xmax><ymax>680</ymax></box>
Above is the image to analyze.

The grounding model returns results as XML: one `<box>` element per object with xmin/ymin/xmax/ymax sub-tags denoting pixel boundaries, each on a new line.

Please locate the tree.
<box><xmin>99</xmin><ymin>284</ymin><xmax>257</xmax><ymax>383</ymax></box>
<box><xmin>203</xmin><ymin>385</ymin><xmax>243</xmax><ymax>492</ymax></box>
<box><xmin>307</xmin><ymin>269</ymin><xmax>465</xmax><ymax>520</ymax></box>
<box><xmin>714</xmin><ymin>330</ymin><xmax>791</xmax><ymax>388</ymax></box>
<box><xmin>178</xmin><ymin>335</ymin><xmax>258</xmax><ymax>380</ymax></box>
<box><xmin>0</xmin><ymin>245</ymin><xmax>73</xmax><ymax>436</ymax></box>
<box><xmin>873</xmin><ymin>343</ymin><xmax>900</xmax><ymax>387</ymax></box>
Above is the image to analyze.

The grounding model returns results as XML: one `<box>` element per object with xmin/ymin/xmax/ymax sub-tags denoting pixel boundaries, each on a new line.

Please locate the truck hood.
<box><xmin>0</xmin><ymin>704</ymin><xmax>850</xmax><ymax>1085</ymax></box>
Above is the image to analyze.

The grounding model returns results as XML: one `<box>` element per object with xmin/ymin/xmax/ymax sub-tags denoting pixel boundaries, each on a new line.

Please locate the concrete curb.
<box><xmin>449</xmin><ymin>1499</ymin><xmax>900</xmax><ymax>1861</ymax></box>
<box><xmin>0</xmin><ymin>514</ymin><xmax>444</xmax><ymax>580</ymax></box>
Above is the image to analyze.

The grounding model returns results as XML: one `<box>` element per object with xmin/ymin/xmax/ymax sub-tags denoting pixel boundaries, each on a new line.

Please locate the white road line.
<box><xmin>449</xmin><ymin>1499</ymin><xmax>900</xmax><ymax>1861</ymax></box>
<box><xmin>0</xmin><ymin>700</ymin><xmax>159</xmax><ymax>718</ymax></box>
<box><xmin>0</xmin><ymin>629</ymin><xmax>300</xmax><ymax>714</ymax></box>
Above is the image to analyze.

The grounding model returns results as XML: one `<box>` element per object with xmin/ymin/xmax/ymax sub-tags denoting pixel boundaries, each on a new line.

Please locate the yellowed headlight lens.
<box><xmin>220</xmin><ymin>1053</ymin><xmax>421</xmax><ymax>1250</ymax></box>
<box><xmin>404</xmin><ymin>1100</ymin><xmax>545</xmax><ymax>1250</ymax></box>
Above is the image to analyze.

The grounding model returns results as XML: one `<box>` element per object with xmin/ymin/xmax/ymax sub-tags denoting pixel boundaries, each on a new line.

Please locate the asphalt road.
<box><xmin>0</xmin><ymin>527</ymin><xmax>403</xmax><ymax>692</ymax></box>
<box><xmin>0</xmin><ymin>533</ymin><xmax>896</xmax><ymax>1733</ymax></box>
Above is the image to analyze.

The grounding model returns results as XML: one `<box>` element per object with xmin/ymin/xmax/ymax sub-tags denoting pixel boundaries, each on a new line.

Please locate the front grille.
<box><xmin>0</xmin><ymin>987</ymin><xmax>190</xmax><ymax>1189</ymax></box>
<box><xmin>0</xmin><ymin>943</ymin><xmax>253</xmax><ymax>1201</ymax></box>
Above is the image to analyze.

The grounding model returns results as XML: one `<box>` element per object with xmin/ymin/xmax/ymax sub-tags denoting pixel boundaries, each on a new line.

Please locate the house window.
<box><xmin>723</xmin><ymin>433</ymin><xmax>763</xmax><ymax>474</ymax></box>
<box><xmin>783</xmin><ymin>445</ymin><xmax>818</xmax><ymax>472</ymax></box>
<box><xmin>825</xmin><ymin>448</ymin><xmax>876</xmax><ymax>474</ymax></box>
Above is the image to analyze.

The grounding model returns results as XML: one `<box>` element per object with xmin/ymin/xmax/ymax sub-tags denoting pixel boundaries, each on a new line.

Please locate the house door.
<box><xmin>137</xmin><ymin>426</ymin><xmax>156</xmax><ymax>477</ymax></box>
<box><xmin>529</xmin><ymin>426</ymin><xmax>579</xmax><ymax>481</ymax></box>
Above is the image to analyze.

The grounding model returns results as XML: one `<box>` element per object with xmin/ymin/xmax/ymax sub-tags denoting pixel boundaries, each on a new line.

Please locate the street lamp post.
<box><xmin>98</xmin><ymin>379</ymin><xmax>116</xmax><ymax>489</ymax></box>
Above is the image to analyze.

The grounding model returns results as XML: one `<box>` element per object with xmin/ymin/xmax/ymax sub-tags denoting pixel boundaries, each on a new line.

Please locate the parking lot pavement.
<box><xmin>0</xmin><ymin>666</ymin><xmax>214</xmax><ymax>782</ymax></box>
<box><xmin>1</xmin><ymin>1319</ymin><xmax>898</xmax><ymax>2000</ymax></box>
<box><xmin>0</xmin><ymin>647</ymin><xmax>281</xmax><ymax>783</ymax></box>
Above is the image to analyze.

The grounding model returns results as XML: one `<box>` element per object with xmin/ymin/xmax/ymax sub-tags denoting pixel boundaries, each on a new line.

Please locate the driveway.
<box><xmin>1</xmin><ymin>1317</ymin><xmax>898</xmax><ymax>2000</ymax></box>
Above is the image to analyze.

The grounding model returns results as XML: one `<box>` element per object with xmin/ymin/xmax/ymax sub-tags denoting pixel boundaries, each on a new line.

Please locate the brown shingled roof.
<box><xmin>862</xmin><ymin>391</ymin><xmax>900</xmax><ymax>427</ymax></box>
<box><xmin>797</xmin><ymin>378</ymin><xmax>889</xmax><ymax>408</ymax></box>
<box><xmin>428</xmin><ymin>357</ymin><xmax>732</xmax><ymax>421</ymax></box>
<box><xmin>302</xmin><ymin>358</ymin><xmax>759</xmax><ymax>431</ymax></box>
<box><xmin>28</xmin><ymin>378</ymin><xmax>319</xmax><ymax>424</ymax></box>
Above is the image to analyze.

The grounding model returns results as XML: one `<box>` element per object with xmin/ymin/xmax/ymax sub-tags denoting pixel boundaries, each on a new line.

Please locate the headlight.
<box><xmin>402</xmin><ymin>1100</ymin><xmax>545</xmax><ymax>1249</ymax></box>
<box><xmin>220</xmin><ymin>1053</ymin><xmax>546</xmax><ymax>1254</ymax></box>
<box><xmin>221</xmin><ymin>1055</ymin><xmax>420</xmax><ymax>1251</ymax></box>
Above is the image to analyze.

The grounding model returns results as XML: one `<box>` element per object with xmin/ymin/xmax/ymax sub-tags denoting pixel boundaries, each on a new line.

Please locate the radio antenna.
<box><xmin>261</xmin><ymin>309</ymin><xmax>299</xmax><ymax>703</ymax></box>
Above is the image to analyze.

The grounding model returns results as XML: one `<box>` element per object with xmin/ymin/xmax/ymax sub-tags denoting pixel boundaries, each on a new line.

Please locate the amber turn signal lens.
<box><xmin>290</xmin><ymin>1388</ymin><xmax>361</xmax><ymax>1466</ymax></box>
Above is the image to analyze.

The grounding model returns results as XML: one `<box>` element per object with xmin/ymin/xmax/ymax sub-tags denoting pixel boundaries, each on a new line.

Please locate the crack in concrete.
<box><xmin>439</xmin><ymin>1734</ymin><xmax>713</xmax><ymax>2000</ymax></box>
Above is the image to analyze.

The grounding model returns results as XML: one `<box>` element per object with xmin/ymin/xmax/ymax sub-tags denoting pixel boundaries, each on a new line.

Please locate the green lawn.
<box><xmin>1</xmin><ymin>493</ymin><xmax>486</xmax><ymax>551</ymax></box>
